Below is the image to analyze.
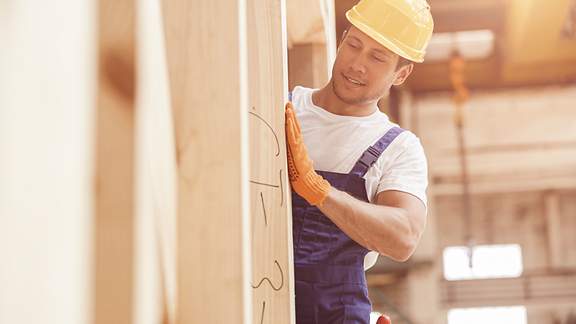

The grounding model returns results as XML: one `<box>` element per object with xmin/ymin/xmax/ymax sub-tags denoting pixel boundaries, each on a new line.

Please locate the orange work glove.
<box><xmin>377</xmin><ymin>314</ymin><xmax>392</xmax><ymax>324</ymax></box>
<box><xmin>285</xmin><ymin>102</ymin><xmax>331</xmax><ymax>206</ymax></box>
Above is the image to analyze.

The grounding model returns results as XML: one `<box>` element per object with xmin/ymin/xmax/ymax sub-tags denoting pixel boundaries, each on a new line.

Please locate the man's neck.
<box><xmin>311</xmin><ymin>84</ymin><xmax>378</xmax><ymax>117</ymax></box>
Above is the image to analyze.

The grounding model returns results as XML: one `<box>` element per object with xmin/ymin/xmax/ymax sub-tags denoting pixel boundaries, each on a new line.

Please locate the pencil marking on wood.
<box><xmin>251</xmin><ymin>260</ymin><xmax>284</xmax><ymax>291</ymax></box>
<box><xmin>250</xmin><ymin>180</ymin><xmax>280</xmax><ymax>188</ymax></box>
<box><xmin>260</xmin><ymin>191</ymin><xmax>268</xmax><ymax>226</ymax></box>
<box><xmin>249</xmin><ymin>111</ymin><xmax>280</xmax><ymax>157</ymax></box>
<box><xmin>260</xmin><ymin>301</ymin><xmax>266</xmax><ymax>324</ymax></box>
<box><xmin>279</xmin><ymin>169</ymin><xmax>284</xmax><ymax>207</ymax></box>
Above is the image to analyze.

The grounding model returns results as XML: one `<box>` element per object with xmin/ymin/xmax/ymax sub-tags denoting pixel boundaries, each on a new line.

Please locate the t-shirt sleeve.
<box><xmin>375</xmin><ymin>134</ymin><xmax>429</xmax><ymax>209</ymax></box>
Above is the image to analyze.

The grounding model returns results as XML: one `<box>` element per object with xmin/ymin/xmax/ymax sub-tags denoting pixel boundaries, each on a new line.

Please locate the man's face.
<box><xmin>330</xmin><ymin>26</ymin><xmax>412</xmax><ymax>105</ymax></box>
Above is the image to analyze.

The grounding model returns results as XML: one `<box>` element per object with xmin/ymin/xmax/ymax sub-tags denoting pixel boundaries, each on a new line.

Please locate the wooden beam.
<box><xmin>162</xmin><ymin>0</ymin><xmax>252</xmax><ymax>322</ymax></box>
<box><xmin>247</xmin><ymin>0</ymin><xmax>295</xmax><ymax>323</ymax></box>
<box><xmin>429</xmin><ymin>0</ymin><xmax>507</xmax><ymax>33</ymax></box>
<box><xmin>442</xmin><ymin>272</ymin><xmax>576</xmax><ymax>308</ymax></box>
<box><xmin>134</xmin><ymin>0</ymin><xmax>178</xmax><ymax>322</ymax></box>
<box><xmin>432</xmin><ymin>173</ymin><xmax>576</xmax><ymax>196</ymax></box>
<box><xmin>94</xmin><ymin>0</ymin><xmax>136</xmax><ymax>322</ymax></box>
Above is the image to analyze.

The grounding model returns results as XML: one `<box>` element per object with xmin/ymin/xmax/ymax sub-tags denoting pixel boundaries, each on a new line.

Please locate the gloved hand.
<box><xmin>285</xmin><ymin>102</ymin><xmax>331</xmax><ymax>206</ymax></box>
<box><xmin>377</xmin><ymin>314</ymin><xmax>392</xmax><ymax>324</ymax></box>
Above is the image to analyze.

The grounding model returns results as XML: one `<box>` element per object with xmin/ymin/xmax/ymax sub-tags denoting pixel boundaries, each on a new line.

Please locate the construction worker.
<box><xmin>285</xmin><ymin>0</ymin><xmax>434</xmax><ymax>323</ymax></box>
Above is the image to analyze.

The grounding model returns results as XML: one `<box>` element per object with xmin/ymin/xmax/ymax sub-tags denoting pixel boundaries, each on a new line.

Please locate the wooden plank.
<box><xmin>432</xmin><ymin>173</ymin><xmax>576</xmax><ymax>195</ymax></box>
<box><xmin>0</xmin><ymin>1</ymin><xmax>95</xmax><ymax>323</ymax></box>
<box><xmin>161</xmin><ymin>0</ymin><xmax>252</xmax><ymax>323</ymax></box>
<box><xmin>247</xmin><ymin>0</ymin><xmax>295</xmax><ymax>323</ymax></box>
<box><xmin>93</xmin><ymin>0</ymin><xmax>136</xmax><ymax>322</ymax></box>
<box><xmin>135</xmin><ymin>0</ymin><xmax>177</xmax><ymax>322</ymax></box>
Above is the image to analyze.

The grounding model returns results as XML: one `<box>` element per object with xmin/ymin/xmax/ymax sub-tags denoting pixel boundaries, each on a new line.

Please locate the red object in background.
<box><xmin>377</xmin><ymin>314</ymin><xmax>392</xmax><ymax>324</ymax></box>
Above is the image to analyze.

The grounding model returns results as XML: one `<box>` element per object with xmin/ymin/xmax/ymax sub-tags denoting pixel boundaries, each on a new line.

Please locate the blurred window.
<box><xmin>443</xmin><ymin>244</ymin><xmax>523</xmax><ymax>280</ymax></box>
<box><xmin>448</xmin><ymin>306</ymin><xmax>527</xmax><ymax>324</ymax></box>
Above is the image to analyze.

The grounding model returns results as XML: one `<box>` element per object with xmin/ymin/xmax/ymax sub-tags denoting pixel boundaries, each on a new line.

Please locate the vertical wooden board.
<box><xmin>162</xmin><ymin>0</ymin><xmax>252</xmax><ymax>323</ymax></box>
<box><xmin>135</xmin><ymin>0</ymin><xmax>178</xmax><ymax>322</ymax></box>
<box><xmin>247</xmin><ymin>0</ymin><xmax>295</xmax><ymax>323</ymax></box>
<box><xmin>94</xmin><ymin>0</ymin><xmax>136</xmax><ymax>323</ymax></box>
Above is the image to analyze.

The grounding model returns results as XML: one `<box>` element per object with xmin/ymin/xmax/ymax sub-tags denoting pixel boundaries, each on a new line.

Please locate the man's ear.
<box><xmin>393</xmin><ymin>63</ymin><xmax>414</xmax><ymax>86</ymax></box>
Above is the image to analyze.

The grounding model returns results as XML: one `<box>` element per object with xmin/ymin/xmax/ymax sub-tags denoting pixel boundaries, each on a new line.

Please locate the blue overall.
<box><xmin>292</xmin><ymin>126</ymin><xmax>405</xmax><ymax>324</ymax></box>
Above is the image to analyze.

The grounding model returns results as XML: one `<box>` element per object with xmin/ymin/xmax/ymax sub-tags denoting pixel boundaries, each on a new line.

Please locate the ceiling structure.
<box><xmin>335</xmin><ymin>0</ymin><xmax>576</xmax><ymax>93</ymax></box>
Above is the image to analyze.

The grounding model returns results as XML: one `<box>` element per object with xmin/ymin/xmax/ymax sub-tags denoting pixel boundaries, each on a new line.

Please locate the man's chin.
<box><xmin>331</xmin><ymin>79</ymin><xmax>372</xmax><ymax>105</ymax></box>
<box><xmin>334</xmin><ymin>88</ymin><xmax>367</xmax><ymax>105</ymax></box>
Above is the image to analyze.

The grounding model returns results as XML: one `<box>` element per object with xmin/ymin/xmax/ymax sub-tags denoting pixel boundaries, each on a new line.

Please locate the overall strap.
<box><xmin>288</xmin><ymin>91</ymin><xmax>292</xmax><ymax>101</ymax></box>
<box><xmin>349</xmin><ymin>126</ymin><xmax>405</xmax><ymax>178</ymax></box>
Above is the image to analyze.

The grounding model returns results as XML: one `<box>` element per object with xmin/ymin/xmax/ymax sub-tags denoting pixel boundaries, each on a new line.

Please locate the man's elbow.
<box><xmin>391</xmin><ymin>240</ymin><xmax>417</xmax><ymax>262</ymax></box>
<box><xmin>379</xmin><ymin>236</ymin><xmax>419</xmax><ymax>263</ymax></box>
<box><xmin>373</xmin><ymin>208</ymin><xmax>426</xmax><ymax>262</ymax></box>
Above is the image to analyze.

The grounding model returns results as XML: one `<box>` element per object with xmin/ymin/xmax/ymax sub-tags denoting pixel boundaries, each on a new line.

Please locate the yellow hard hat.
<box><xmin>345</xmin><ymin>0</ymin><xmax>434</xmax><ymax>63</ymax></box>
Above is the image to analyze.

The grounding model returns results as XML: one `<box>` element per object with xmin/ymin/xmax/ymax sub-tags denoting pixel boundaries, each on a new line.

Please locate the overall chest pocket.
<box><xmin>295</xmin><ymin>208</ymin><xmax>340</xmax><ymax>263</ymax></box>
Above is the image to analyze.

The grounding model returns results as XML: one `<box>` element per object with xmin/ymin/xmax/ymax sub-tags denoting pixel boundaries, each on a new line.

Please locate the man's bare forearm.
<box><xmin>317</xmin><ymin>187</ymin><xmax>424</xmax><ymax>262</ymax></box>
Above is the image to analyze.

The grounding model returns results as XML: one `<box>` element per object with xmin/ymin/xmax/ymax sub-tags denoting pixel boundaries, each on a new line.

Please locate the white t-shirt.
<box><xmin>290</xmin><ymin>86</ymin><xmax>429</xmax><ymax>269</ymax></box>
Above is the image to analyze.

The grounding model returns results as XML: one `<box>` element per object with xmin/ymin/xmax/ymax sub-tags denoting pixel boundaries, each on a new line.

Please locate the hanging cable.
<box><xmin>449</xmin><ymin>53</ymin><xmax>474</xmax><ymax>268</ymax></box>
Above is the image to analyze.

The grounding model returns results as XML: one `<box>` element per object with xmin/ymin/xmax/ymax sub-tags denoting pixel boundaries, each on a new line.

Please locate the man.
<box><xmin>285</xmin><ymin>0</ymin><xmax>434</xmax><ymax>323</ymax></box>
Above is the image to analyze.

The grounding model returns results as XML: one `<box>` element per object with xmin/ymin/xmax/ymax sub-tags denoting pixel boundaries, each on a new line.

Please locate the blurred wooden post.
<box><xmin>0</xmin><ymin>1</ymin><xmax>96</xmax><ymax>323</ymax></box>
<box><xmin>286</xmin><ymin>0</ymin><xmax>336</xmax><ymax>91</ymax></box>
<box><xmin>162</xmin><ymin>0</ymin><xmax>252</xmax><ymax>322</ymax></box>
<box><xmin>93</xmin><ymin>0</ymin><xmax>136</xmax><ymax>323</ymax></box>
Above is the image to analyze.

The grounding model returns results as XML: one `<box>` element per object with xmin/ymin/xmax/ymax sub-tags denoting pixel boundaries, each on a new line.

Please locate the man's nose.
<box><xmin>349</xmin><ymin>53</ymin><xmax>367</xmax><ymax>74</ymax></box>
